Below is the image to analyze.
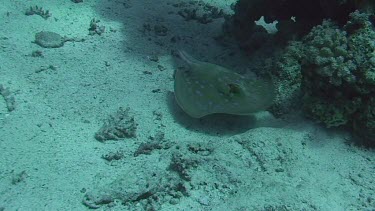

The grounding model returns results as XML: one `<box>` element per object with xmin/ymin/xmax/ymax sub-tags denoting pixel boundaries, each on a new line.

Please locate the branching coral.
<box><xmin>265</xmin><ymin>11</ymin><xmax>375</xmax><ymax>142</ymax></box>
<box><xmin>300</xmin><ymin>11</ymin><xmax>375</xmax><ymax>142</ymax></box>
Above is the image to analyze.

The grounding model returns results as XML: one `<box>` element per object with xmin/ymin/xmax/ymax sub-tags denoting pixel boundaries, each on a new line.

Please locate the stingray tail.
<box><xmin>177</xmin><ymin>50</ymin><xmax>200</xmax><ymax>66</ymax></box>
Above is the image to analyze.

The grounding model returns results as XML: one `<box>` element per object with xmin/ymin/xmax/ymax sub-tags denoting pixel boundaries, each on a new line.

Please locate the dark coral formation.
<box><xmin>174</xmin><ymin>1</ymin><xmax>226</xmax><ymax>24</ymax></box>
<box><xmin>95</xmin><ymin>107</ymin><xmax>137</xmax><ymax>142</ymax></box>
<box><xmin>25</xmin><ymin>5</ymin><xmax>51</xmax><ymax>19</ymax></box>
<box><xmin>223</xmin><ymin>0</ymin><xmax>373</xmax><ymax>52</ymax></box>
<box><xmin>0</xmin><ymin>84</ymin><xmax>16</xmax><ymax>112</ymax></box>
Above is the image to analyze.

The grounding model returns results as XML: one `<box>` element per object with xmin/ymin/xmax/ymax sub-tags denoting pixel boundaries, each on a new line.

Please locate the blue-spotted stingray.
<box><xmin>174</xmin><ymin>50</ymin><xmax>275</xmax><ymax>118</ymax></box>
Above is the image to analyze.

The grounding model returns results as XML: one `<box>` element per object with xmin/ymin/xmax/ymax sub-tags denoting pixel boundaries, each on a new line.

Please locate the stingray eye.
<box><xmin>228</xmin><ymin>83</ymin><xmax>241</xmax><ymax>94</ymax></box>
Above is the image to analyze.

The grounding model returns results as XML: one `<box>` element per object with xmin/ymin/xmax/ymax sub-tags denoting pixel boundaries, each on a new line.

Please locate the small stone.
<box><xmin>31</xmin><ymin>50</ymin><xmax>43</xmax><ymax>57</ymax></box>
<box><xmin>198</xmin><ymin>196</ymin><xmax>210</xmax><ymax>206</ymax></box>
<box><xmin>157</xmin><ymin>65</ymin><xmax>166</xmax><ymax>71</ymax></box>
<box><xmin>154</xmin><ymin>24</ymin><xmax>168</xmax><ymax>36</ymax></box>
<box><xmin>148</xmin><ymin>55</ymin><xmax>159</xmax><ymax>62</ymax></box>
<box><xmin>169</xmin><ymin>198</ymin><xmax>179</xmax><ymax>205</ymax></box>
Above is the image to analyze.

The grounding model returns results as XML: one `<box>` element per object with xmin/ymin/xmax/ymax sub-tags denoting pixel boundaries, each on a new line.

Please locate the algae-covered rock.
<box><xmin>353</xmin><ymin>98</ymin><xmax>375</xmax><ymax>144</ymax></box>
<box><xmin>303</xmin><ymin>96</ymin><xmax>361</xmax><ymax>128</ymax></box>
<box><xmin>267</xmin><ymin>41</ymin><xmax>304</xmax><ymax>116</ymax></box>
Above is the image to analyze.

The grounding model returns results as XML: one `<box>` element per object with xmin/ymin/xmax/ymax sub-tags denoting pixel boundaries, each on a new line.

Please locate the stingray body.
<box><xmin>174</xmin><ymin>50</ymin><xmax>275</xmax><ymax>118</ymax></box>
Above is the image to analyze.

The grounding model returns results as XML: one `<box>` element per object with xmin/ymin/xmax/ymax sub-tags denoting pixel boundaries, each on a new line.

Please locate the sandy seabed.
<box><xmin>0</xmin><ymin>0</ymin><xmax>374</xmax><ymax>210</ymax></box>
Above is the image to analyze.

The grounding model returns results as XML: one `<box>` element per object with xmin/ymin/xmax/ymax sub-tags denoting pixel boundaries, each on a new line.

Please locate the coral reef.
<box><xmin>269</xmin><ymin>12</ymin><xmax>375</xmax><ymax>143</ymax></box>
<box><xmin>25</xmin><ymin>5</ymin><xmax>51</xmax><ymax>19</ymax></box>
<box><xmin>301</xmin><ymin>12</ymin><xmax>375</xmax><ymax>142</ymax></box>
<box><xmin>267</xmin><ymin>42</ymin><xmax>304</xmax><ymax>116</ymax></box>
<box><xmin>89</xmin><ymin>18</ymin><xmax>105</xmax><ymax>36</ymax></box>
<box><xmin>224</xmin><ymin>0</ymin><xmax>375</xmax><ymax>144</ymax></box>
